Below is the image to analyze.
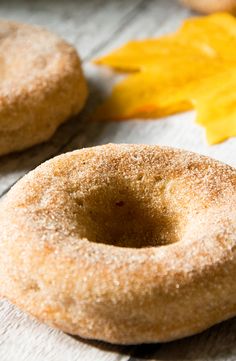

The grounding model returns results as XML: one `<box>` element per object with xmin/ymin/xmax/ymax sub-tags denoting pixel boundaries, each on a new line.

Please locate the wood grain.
<box><xmin>0</xmin><ymin>0</ymin><xmax>236</xmax><ymax>360</ymax></box>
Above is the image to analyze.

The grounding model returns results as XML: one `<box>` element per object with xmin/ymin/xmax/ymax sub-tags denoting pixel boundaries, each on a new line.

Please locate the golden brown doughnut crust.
<box><xmin>0</xmin><ymin>144</ymin><xmax>236</xmax><ymax>344</ymax></box>
<box><xmin>0</xmin><ymin>21</ymin><xmax>88</xmax><ymax>156</ymax></box>
<box><xmin>180</xmin><ymin>0</ymin><xmax>236</xmax><ymax>14</ymax></box>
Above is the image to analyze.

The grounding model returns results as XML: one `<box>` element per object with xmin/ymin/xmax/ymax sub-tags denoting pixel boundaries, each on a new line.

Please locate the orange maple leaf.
<box><xmin>94</xmin><ymin>13</ymin><xmax>236</xmax><ymax>145</ymax></box>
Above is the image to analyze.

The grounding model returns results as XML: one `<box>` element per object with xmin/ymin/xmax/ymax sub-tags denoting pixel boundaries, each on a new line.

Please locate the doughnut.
<box><xmin>180</xmin><ymin>0</ymin><xmax>236</xmax><ymax>14</ymax></box>
<box><xmin>0</xmin><ymin>20</ymin><xmax>87</xmax><ymax>156</ymax></box>
<box><xmin>0</xmin><ymin>144</ymin><xmax>235</xmax><ymax>344</ymax></box>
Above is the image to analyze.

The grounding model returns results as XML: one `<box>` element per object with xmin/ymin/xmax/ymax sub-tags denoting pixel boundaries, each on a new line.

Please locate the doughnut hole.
<box><xmin>72</xmin><ymin>177</ymin><xmax>187</xmax><ymax>248</ymax></box>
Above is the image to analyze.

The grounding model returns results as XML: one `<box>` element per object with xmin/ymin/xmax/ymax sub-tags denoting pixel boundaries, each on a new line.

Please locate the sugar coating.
<box><xmin>0</xmin><ymin>144</ymin><xmax>236</xmax><ymax>344</ymax></box>
<box><xmin>0</xmin><ymin>20</ymin><xmax>87</xmax><ymax>155</ymax></box>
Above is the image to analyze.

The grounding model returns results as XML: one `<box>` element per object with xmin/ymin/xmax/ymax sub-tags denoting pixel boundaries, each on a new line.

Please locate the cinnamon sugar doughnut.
<box><xmin>0</xmin><ymin>20</ymin><xmax>87</xmax><ymax>156</ymax></box>
<box><xmin>0</xmin><ymin>144</ymin><xmax>236</xmax><ymax>344</ymax></box>
<box><xmin>180</xmin><ymin>0</ymin><xmax>236</xmax><ymax>14</ymax></box>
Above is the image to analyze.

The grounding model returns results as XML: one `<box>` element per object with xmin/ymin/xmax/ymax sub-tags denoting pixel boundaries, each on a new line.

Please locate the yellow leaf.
<box><xmin>94</xmin><ymin>13</ymin><xmax>236</xmax><ymax>144</ymax></box>
<box><xmin>194</xmin><ymin>68</ymin><xmax>236</xmax><ymax>144</ymax></box>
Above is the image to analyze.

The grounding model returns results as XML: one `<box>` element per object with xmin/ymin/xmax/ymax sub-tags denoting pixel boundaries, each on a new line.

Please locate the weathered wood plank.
<box><xmin>0</xmin><ymin>0</ymin><xmax>146</xmax><ymax>60</ymax></box>
<box><xmin>90</xmin><ymin>0</ymin><xmax>190</xmax><ymax>60</ymax></box>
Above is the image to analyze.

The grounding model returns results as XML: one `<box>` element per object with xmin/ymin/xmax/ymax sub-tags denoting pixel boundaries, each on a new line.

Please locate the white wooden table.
<box><xmin>0</xmin><ymin>1</ymin><xmax>236</xmax><ymax>360</ymax></box>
